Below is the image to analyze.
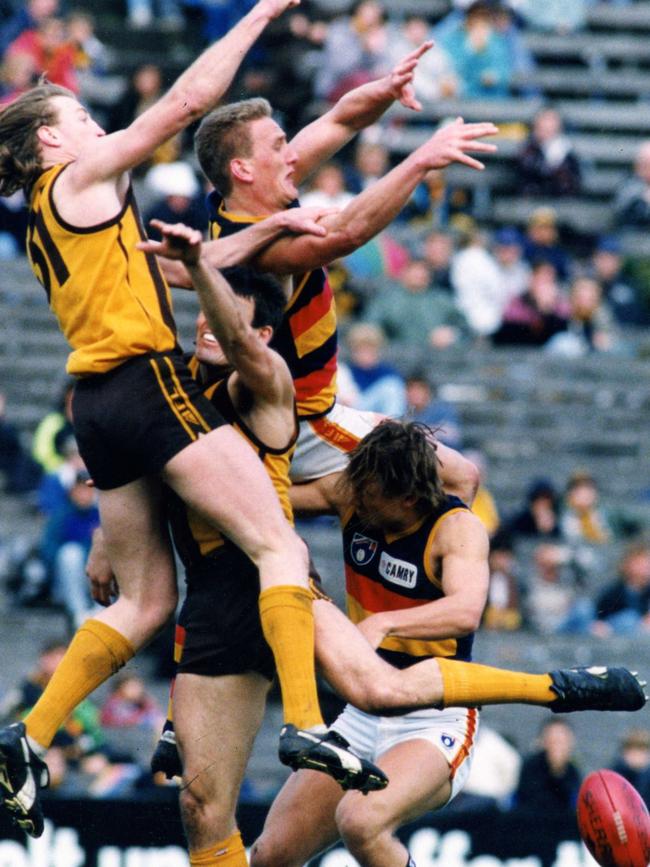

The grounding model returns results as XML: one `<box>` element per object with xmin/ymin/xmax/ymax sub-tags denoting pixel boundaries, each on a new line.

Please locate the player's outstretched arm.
<box><xmin>291</xmin><ymin>42</ymin><xmax>432</xmax><ymax>185</ymax></box>
<box><xmin>70</xmin><ymin>0</ymin><xmax>300</xmax><ymax>186</ymax></box>
<box><xmin>254</xmin><ymin>117</ymin><xmax>499</xmax><ymax>275</ymax></box>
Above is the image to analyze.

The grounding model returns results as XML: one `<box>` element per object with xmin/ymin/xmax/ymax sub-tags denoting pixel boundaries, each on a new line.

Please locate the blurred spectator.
<box><xmin>492</xmin><ymin>261</ymin><xmax>569</xmax><ymax>347</ymax></box>
<box><xmin>609</xmin><ymin>729</ymin><xmax>650</xmax><ymax>805</ymax></box>
<box><xmin>31</xmin><ymin>379</ymin><xmax>75</xmax><ymax>474</ymax></box>
<box><xmin>0</xmin><ymin>640</ymin><xmax>105</xmax><ymax>756</ymax></box>
<box><xmin>126</xmin><ymin>0</ymin><xmax>184</xmax><ymax>29</ymax></box>
<box><xmin>439</xmin><ymin>1</ymin><xmax>512</xmax><ymax>100</ymax></box>
<box><xmin>339</xmin><ymin>323</ymin><xmax>406</xmax><ymax>417</ymax></box>
<box><xmin>385</xmin><ymin>16</ymin><xmax>458</xmax><ymax>102</ymax></box>
<box><xmin>593</xmin><ymin>541</ymin><xmax>650</xmax><ymax>637</ymax></box>
<box><xmin>346</xmin><ymin>139</ymin><xmax>390</xmax><ymax>193</ymax></box>
<box><xmin>590</xmin><ymin>236</ymin><xmax>650</xmax><ymax>327</ymax></box>
<box><xmin>613</xmin><ymin>140</ymin><xmax>650</xmax><ymax>229</ymax></box>
<box><xmin>0</xmin><ymin>0</ymin><xmax>59</xmax><ymax>58</ymax></box>
<box><xmin>514</xmin><ymin>719</ymin><xmax>582</xmax><ymax>813</ymax></box>
<box><xmin>560</xmin><ymin>470</ymin><xmax>612</xmax><ymax>546</ymax></box>
<box><xmin>405</xmin><ymin>371</ymin><xmax>463</xmax><ymax>451</ymax></box>
<box><xmin>492</xmin><ymin>226</ymin><xmax>531</xmax><ymax>303</ymax></box>
<box><xmin>492</xmin><ymin>2</ymin><xmax>538</xmax><ymax>97</ymax></box>
<box><xmin>483</xmin><ymin>531</ymin><xmax>522</xmax><ymax>630</ymax></box>
<box><xmin>300</xmin><ymin>162</ymin><xmax>355</xmax><ymax>210</ymax></box>
<box><xmin>0</xmin><ymin>51</ymin><xmax>37</xmax><ymax>106</ymax></box>
<box><xmin>465</xmin><ymin>449</ymin><xmax>500</xmax><ymax>537</ymax></box>
<box><xmin>0</xmin><ymin>392</ymin><xmax>42</xmax><ymax>495</ymax></box>
<box><xmin>7</xmin><ymin>15</ymin><xmax>78</xmax><ymax>93</ymax></box>
<box><xmin>39</xmin><ymin>465</ymin><xmax>101</xmax><ymax>630</ymax></box>
<box><xmin>546</xmin><ymin>275</ymin><xmax>620</xmax><ymax>357</ymax></box>
<box><xmin>516</xmin><ymin>107</ymin><xmax>582</xmax><ymax>197</ymax></box>
<box><xmin>451</xmin><ymin>226</ymin><xmax>511</xmax><ymax>338</ymax></box>
<box><xmin>421</xmin><ymin>230</ymin><xmax>454</xmax><ymax>294</ymax></box>
<box><xmin>314</xmin><ymin>0</ymin><xmax>388</xmax><ymax>102</ymax></box>
<box><xmin>524</xmin><ymin>542</ymin><xmax>594</xmax><ymax>635</ymax></box>
<box><xmin>506</xmin><ymin>478</ymin><xmax>561</xmax><ymax>540</ymax></box>
<box><xmin>100</xmin><ymin>673</ymin><xmax>164</xmax><ymax>731</ymax></box>
<box><xmin>518</xmin><ymin>0</ymin><xmax>589</xmax><ymax>33</ymax></box>
<box><xmin>144</xmin><ymin>162</ymin><xmax>208</xmax><ymax>236</ymax></box>
<box><xmin>366</xmin><ymin>258</ymin><xmax>469</xmax><ymax>349</ymax></box>
<box><xmin>522</xmin><ymin>207</ymin><xmax>571</xmax><ymax>281</ymax></box>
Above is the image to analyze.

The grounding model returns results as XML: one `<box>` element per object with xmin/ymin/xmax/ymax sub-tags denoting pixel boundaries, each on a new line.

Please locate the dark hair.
<box><xmin>220</xmin><ymin>266</ymin><xmax>286</xmax><ymax>332</ymax></box>
<box><xmin>342</xmin><ymin>420</ymin><xmax>444</xmax><ymax>514</ymax></box>
<box><xmin>0</xmin><ymin>80</ymin><xmax>74</xmax><ymax>197</ymax></box>
<box><xmin>194</xmin><ymin>98</ymin><xmax>272</xmax><ymax>197</ymax></box>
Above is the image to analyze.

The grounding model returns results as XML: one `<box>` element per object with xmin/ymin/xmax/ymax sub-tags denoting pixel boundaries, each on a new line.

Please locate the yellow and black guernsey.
<box><xmin>342</xmin><ymin>495</ymin><xmax>473</xmax><ymax>669</ymax></box>
<box><xmin>167</xmin><ymin>358</ymin><xmax>299</xmax><ymax>571</ymax></box>
<box><xmin>208</xmin><ymin>193</ymin><xmax>338</xmax><ymax>419</ymax></box>
<box><xmin>27</xmin><ymin>164</ymin><xmax>177</xmax><ymax>376</ymax></box>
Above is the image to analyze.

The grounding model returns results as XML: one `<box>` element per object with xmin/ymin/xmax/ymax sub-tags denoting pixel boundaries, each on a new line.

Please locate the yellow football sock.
<box><xmin>436</xmin><ymin>658</ymin><xmax>556</xmax><ymax>708</ymax></box>
<box><xmin>25</xmin><ymin>619</ymin><xmax>135</xmax><ymax>749</ymax></box>
<box><xmin>258</xmin><ymin>585</ymin><xmax>323</xmax><ymax>730</ymax></box>
<box><xmin>190</xmin><ymin>831</ymin><xmax>247</xmax><ymax>866</ymax></box>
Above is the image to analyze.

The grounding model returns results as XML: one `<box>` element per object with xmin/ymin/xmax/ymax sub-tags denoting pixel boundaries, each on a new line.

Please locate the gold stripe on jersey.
<box><xmin>28</xmin><ymin>164</ymin><xmax>177</xmax><ymax>376</ymax></box>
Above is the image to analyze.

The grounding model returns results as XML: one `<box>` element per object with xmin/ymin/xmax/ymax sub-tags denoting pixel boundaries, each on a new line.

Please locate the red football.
<box><xmin>577</xmin><ymin>769</ymin><xmax>650</xmax><ymax>867</ymax></box>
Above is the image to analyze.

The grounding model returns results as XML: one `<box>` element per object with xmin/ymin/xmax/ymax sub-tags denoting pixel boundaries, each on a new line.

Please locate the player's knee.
<box><xmin>335</xmin><ymin>797</ymin><xmax>386</xmax><ymax>850</ymax></box>
<box><xmin>179</xmin><ymin>785</ymin><xmax>233</xmax><ymax>843</ymax></box>
<box><xmin>250</xmin><ymin>833</ymin><xmax>297</xmax><ymax>867</ymax></box>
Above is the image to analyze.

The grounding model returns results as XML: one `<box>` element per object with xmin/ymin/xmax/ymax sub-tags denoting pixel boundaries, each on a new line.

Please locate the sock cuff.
<box><xmin>259</xmin><ymin>584</ymin><xmax>313</xmax><ymax>613</ymax></box>
<box><xmin>190</xmin><ymin>830</ymin><xmax>244</xmax><ymax>865</ymax></box>
<box><xmin>80</xmin><ymin>619</ymin><xmax>135</xmax><ymax>671</ymax></box>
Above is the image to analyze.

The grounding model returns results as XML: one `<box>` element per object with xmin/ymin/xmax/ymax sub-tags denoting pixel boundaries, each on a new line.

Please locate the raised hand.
<box><xmin>137</xmin><ymin>220</ymin><xmax>203</xmax><ymax>264</ymax></box>
<box><xmin>259</xmin><ymin>0</ymin><xmax>301</xmax><ymax>20</ymax></box>
<box><xmin>419</xmin><ymin>117</ymin><xmax>499</xmax><ymax>171</ymax></box>
<box><xmin>279</xmin><ymin>205</ymin><xmax>339</xmax><ymax>237</ymax></box>
<box><xmin>386</xmin><ymin>41</ymin><xmax>433</xmax><ymax>112</ymax></box>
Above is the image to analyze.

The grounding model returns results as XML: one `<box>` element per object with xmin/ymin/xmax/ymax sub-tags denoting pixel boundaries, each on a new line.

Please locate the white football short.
<box><xmin>290</xmin><ymin>402</ymin><xmax>380</xmax><ymax>483</ymax></box>
<box><xmin>330</xmin><ymin>704</ymin><xmax>479</xmax><ymax>805</ymax></box>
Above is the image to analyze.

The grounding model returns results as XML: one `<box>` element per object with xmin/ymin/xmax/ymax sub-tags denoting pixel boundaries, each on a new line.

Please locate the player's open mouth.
<box><xmin>200</xmin><ymin>331</ymin><xmax>218</xmax><ymax>344</ymax></box>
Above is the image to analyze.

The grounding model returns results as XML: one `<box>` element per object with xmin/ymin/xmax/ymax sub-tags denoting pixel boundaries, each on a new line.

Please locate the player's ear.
<box><xmin>230</xmin><ymin>157</ymin><xmax>253</xmax><ymax>185</ymax></box>
<box><xmin>258</xmin><ymin>324</ymin><xmax>273</xmax><ymax>344</ymax></box>
<box><xmin>37</xmin><ymin>124</ymin><xmax>61</xmax><ymax>148</ymax></box>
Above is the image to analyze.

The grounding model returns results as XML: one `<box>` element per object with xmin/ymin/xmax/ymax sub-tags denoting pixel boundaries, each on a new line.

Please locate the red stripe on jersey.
<box><xmin>289</xmin><ymin>282</ymin><xmax>335</xmax><ymax>341</ymax></box>
<box><xmin>293</xmin><ymin>355</ymin><xmax>337</xmax><ymax>405</ymax></box>
<box><xmin>345</xmin><ymin>565</ymin><xmax>425</xmax><ymax>613</ymax></box>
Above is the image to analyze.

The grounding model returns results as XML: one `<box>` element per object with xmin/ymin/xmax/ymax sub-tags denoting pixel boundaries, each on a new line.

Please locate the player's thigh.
<box><xmin>335</xmin><ymin>739</ymin><xmax>452</xmax><ymax>840</ymax></box>
<box><xmin>97</xmin><ymin>475</ymin><xmax>176</xmax><ymax>598</ymax></box>
<box><xmin>174</xmin><ymin>671</ymin><xmax>270</xmax><ymax>807</ymax></box>
<box><xmin>162</xmin><ymin>425</ymin><xmax>295</xmax><ymax>553</ymax></box>
<box><xmin>251</xmin><ymin>769</ymin><xmax>343</xmax><ymax>867</ymax></box>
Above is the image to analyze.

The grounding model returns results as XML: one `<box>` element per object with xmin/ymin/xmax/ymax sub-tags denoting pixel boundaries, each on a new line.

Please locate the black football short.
<box><xmin>72</xmin><ymin>350</ymin><xmax>227</xmax><ymax>490</ymax></box>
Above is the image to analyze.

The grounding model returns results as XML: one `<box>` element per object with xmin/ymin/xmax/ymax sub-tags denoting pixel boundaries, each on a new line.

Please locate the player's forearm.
<box><xmin>202</xmin><ymin>214</ymin><xmax>288</xmax><ymax>268</ymax></box>
<box><xmin>328</xmin><ymin>75</ymin><xmax>399</xmax><ymax>132</ymax></box>
<box><xmin>378</xmin><ymin>596</ymin><xmax>483</xmax><ymax>642</ymax></box>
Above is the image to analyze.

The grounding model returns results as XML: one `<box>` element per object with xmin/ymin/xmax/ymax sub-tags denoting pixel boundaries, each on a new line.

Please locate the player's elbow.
<box><xmin>456</xmin><ymin>608</ymin><xmax>483</xmax><ymax>634</ymax></box>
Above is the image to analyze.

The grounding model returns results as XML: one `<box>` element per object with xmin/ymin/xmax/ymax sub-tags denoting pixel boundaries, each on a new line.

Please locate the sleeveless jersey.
<box><xmin>208</xmin><ymin>193</ymin><xmax>338</xmax><ymax>418</ymax></box>
<box><xmin>27</xmin><ymin>164</ymin><xmax>177</xmax><ymax>376</ymax></box>
<box><xmin>342</xmin><ymin>495</ymin><xmax>473</xmax><ymax>668</ymax></box>
<box><xmin>167</xmin><ymin>357</ymin><xmax>299</xmax><ymax>570</ymax></box>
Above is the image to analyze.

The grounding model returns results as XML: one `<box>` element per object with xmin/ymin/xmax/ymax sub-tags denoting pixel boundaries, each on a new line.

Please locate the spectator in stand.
<box><xmin>39</xmin><ymin>465</ymin><xmax>101</xmax><ymax>630</ymax></box>
<box><xmin>492</xmin><ymin>226</ymin><xmax>531</xmax><ymax>303</ymax></box>
<box><xmin>366</xmin><ymin>257</ymin><xmax>469</xmax><ymax>349</ymax></box>
<box><xmin>593</xmin><ymin>541</ymin><xmax>650</xmax><ymax>637</ymax></box>
<box><xmin>404</xmin><ymin>370</ymin><xmax>463</xmax><ymax>451</ymax></box>
<box><xmin>465</xmin><ymin>448</ymin><xmax>500</xmax><ymax>537</ymax></box>
<box><xmin>346</xmin><ymin>138</ymin><xmax>390</xmax><ymax>194</ymax></box>
<box><xmin>546</xmin><ymin>275</ymin><xmax>620</xmax><ymax>358</ymax></box>
<box><xmin>385</xmin><ymin>16</ymin><xmax>458</xmax><ymax>102</ymax></box>
<box><xmin>560</xmin><ymin>471</ymin><xmax>612</xmax><ymax>547</ymax></box>
<box><xmin>483</xmin><ymin>531</ymin><xmax>522</xmax><ymax>631</ymax></box>
<box><xmin>339</xmin><ymin>323</ymin><xmax>406</xmax><ymax>418</ymax></box>
<box><xmin>506</xmin><ymin>478</ymin><xmax>561</xmax><ymax>541</ymax></box>
<box><xmin>31</xmin><ymin>380</ymin><xmax>75</xmax><ymax>475</ymax></box>
<box><xmin>492</xmin><ymin>2</ymin><xmax>538</xmax><ymax>97</ymax></box>
<box><xmin>300</xmin><ymin>162</ymin><xmax>355</xmax><ymax>211</ymax></box>
<box><xmin>0</xmin><ymin>392</ymin><xmax>42</xmax><ymax>495</ymax></box>
<box><xmin>451</xmin><ymin>225</ymin><xmax>512</xmax><ymax>338</ymax></box>
<box><xmin>609</xmin><ymin>729</ymin><xmax>650</xmax><ymax>806</ymax></box>
<box><xmin>100</xmin><ymin>673</ymin><xmax>164</xmax><ymax>731</ymax></box>
<box><xmin>439</xmin><ymin>1</ymin><xmax>512</xmax><ymax>100</ymax></box>
<box><xmin>518</xmin><ymin>0</ymin><xmax>589</xmax><ymax>34</ymax></box>
<box><xmin>590</xmin><ymin>236</ymin><xmax>650</xmax><ymax>327</ymax></box>
<box><xmin>0</xmin><ymin>0</ymin><xmax>59</xmax><ymax>59</ymax></box>
<box><xmin>314</xmin><ymin>0</ymin><xmax>388</xmax><ymax>102</ymax></box>
<box><xmin>524</xmin><ymin>542</ymin><xmax>595</xmax><ymax>635</ymax></box>
<box><xmin>126</xmin><ymin>0</ymin><xmax>184</xmax><ymax>29</ymax></box>
<box><xmin>0</xmin><ymin>52</ymin><xmax>37</xmax><ymax>107</ymax></box>
<box><xmin>492</xmin><ymin>260</ymin><xmax>570</xmax><ymax>347</ymax></box>
<box><xmin>421</xmin><ymin>229</ymin><xmax>454</xmax><ymax>293</ymax></box>
<box><xmin>522</xmin><ymin>207</ymin><xmax>571</xmax><ymax>281</ymax></box>
<box><xmin>516</xmin><ymin>107</ymin><xmax>582</xmax><ymax>198</ymax></box>
<box><xmin>514</xmin><ymin>719</ymin><xmax>582</xmax><ymax>813</ymax></box>
<box><xmin>143</xmin><ymin>162</ymin><xmax>208</xmax><ymax>237</ymax></box>
<box><xmin>6</xmin><ymin>15</ymin><xmax>78</xmax><ymax>93</ymax></box>
<box><xmin>613</xmin><ymin>140</ymin><xmax>650</xmax><ymax>229</ymax></box>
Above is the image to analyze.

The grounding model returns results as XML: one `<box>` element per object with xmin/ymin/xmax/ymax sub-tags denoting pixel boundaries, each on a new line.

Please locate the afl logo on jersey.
<box><xmin>351</xmin><ymin>533</ymin><xmax>378</xmax><ymax>565</ymax></box>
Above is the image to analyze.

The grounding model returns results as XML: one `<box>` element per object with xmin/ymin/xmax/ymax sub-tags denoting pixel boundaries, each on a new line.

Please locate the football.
<box><xmin>577</xmin><ymin>769</ymin><xmax>650</xmax><ymax>867</ymax></box>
